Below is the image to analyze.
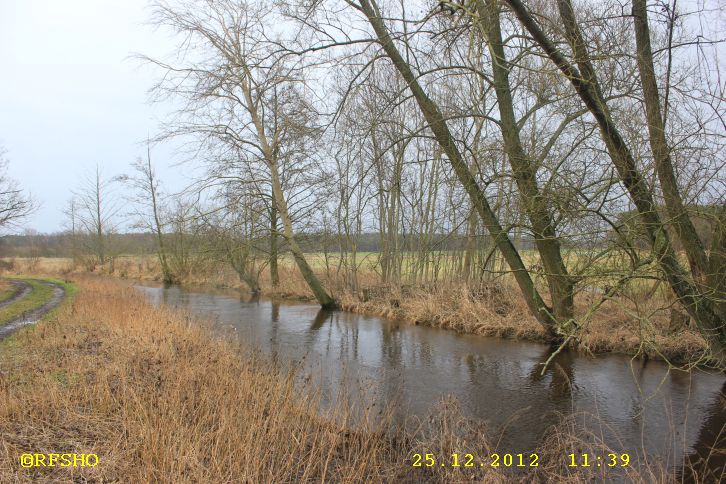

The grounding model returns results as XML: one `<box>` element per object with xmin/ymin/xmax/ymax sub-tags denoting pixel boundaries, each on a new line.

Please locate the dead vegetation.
<box><xmin>0</xmin><ymin>276</ymin><xmax>483</xmax><ymax>482</ymax></box>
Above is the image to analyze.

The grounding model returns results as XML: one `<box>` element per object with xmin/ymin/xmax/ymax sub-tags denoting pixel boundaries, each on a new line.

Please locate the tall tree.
<box><xmin>74</xmin><ymin>165</ymin><xmax>120</xmax><ymax>265</ymax></box>
<box><xmin>146</xmin><ymin>0</ymin><xmax>336</xmax><ymax>307</ymax></box>
<box><xmin>123</xmin><ymin>142</ymin><xmax>174</xmax><ymax>284</ymax></box>
<box><xmin>476</xmin><ymin>0</ymin><xmax>574</xmax><ymax>323</ymax></box>
<box><xmin>501</xmin><ymin>0</ymin><xmax>726</xmax><ymax>362</ymax></box>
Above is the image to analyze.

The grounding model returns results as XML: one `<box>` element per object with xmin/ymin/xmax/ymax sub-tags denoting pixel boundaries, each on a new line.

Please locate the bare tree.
<box><xmin>62</xmin><ymin>197</ymin><xmax>80</xmax><ymax>262</ymax></box>
<box><xmin>145</xmin><ymin>0</ymin><xmax>336</xmax><ymax>307</ymax></box>
<box><xmin>499</xmin><ymin>0</ymin><xmax>726</xmax><ymax>362</ymax></box>
<box><xmin>0</xmin><ymin>147</ymin><xmax>35</xmax><ymax>231</ymax></box>
<box><xmin>200</xmin><ymin>186</ymin><xmax>268</xmax><ymax>294</ymax></box>
<box><xmin>73</xmin><ymin>165</ymin><xmax>121</xmax><ymax>265</ymax></box>
<box><xmin>339</xmin><ymin>0</ymin><xmax>561</xmax><ymax>336</ymax></box>
<box><xmin>122</xmin><ymin>142</ymin><xmax>174</xmax><ymax>283</ymax></box>
<box><xmin>131</xmin><ymin>0</ymin><xmax>726</xmax><ymax>366</ymax></box>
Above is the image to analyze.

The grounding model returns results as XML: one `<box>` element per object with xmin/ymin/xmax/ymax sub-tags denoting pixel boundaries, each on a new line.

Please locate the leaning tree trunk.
<box><xmin>269</xmin><ymin>163</ymin><xmax>336</xmax><ymax>308</ymax></box>
<box><xmin>240</xmin><ymin>74</ymin><xmax>335</xmax><ymax>309</ymax></box>
<box><xmin>478</xmin><ymin>0</ymin><xmax>574</xmax><ymax>324</ymax></box>
<box><xmin>632</xmin><ymin>0</ymin><xmax>726</xmax><ymax>321</ymax></box>
<box><xmin>236</xmin><ymin>266</ymin><xmax>261</xmax><ymax>295</ymax></box>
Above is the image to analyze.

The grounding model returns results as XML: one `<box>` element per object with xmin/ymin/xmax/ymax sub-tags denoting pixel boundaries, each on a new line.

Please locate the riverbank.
<box><xmin>1</xmin><ymin>256</ymin><xmax>712</xmax><ymax>367</ymax></box>
<box><xmin>1</xmin><ymin>275</ymin><xmax>703</xmax><ymax>482</ymax></box>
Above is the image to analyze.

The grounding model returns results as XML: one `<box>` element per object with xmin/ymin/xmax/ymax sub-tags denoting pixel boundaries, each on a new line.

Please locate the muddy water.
<box><xmin>138</xmin><ymin>284</ymin><xmax>725</xmax><ymax>474</ymax></box>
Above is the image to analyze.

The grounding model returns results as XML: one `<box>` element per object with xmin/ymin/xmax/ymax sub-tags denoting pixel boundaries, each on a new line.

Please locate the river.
<box><xmin>137</xmin><ymin>283</ymin><xmax>726</xmax><ymax>478</ymax></box>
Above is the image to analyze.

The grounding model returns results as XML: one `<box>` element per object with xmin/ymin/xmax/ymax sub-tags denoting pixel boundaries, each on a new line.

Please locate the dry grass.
<box><xmin>0</xmin><ymin>275</ymin><xmax>714</xmax><ymax>482</ymax></box>
<box><xmin>339</xmin><ymin>281</ymin><xmax>710</xmax><ymax>365</ymax></box>
<box><xmin>531</xmin><ymin>412</ymin><xmax>670</xmax><ymax>483</ymax></box>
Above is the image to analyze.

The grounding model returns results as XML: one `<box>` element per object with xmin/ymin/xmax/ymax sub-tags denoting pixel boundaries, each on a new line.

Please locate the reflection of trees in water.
<box><xmin>271</xmin><ymin>301</ymin><xmax>279</xmax><ymax>323</ymax></box>
<box><xmin>239</xmin><ymin>292</ymin><xmax>259</xmax><ymax>304</ymax></box>
<box><xmin>379</xmin><ymin>322</ymin><xmax>405</xmax><ymax>422</ymax></box>
<box><xmin>299</xmin><ymin>308</ymin><xmax>334</xmax><ymax>409</ymax></box>
<box><xmin>446</xmin><ymin>346</ymin><xmax>580</xmax><ymax>455</ymax></box>
<box><xmin>309</xmin><ymin>308</ymin><xmax>331</xmax><ymax>332</ymax></box>
<box><xmin>528</xmin><ymin>347</ymin><xmax>576</xmax><ymax>401</ymax></box>
<box><xmin>304</xmin><ymin>309</ymin><xmax>361</xmax><ymax>361</ymax></box>
<box><xmin>380</xmin><ymin>322</ymin><xmax>403</xmax><ymax>369</ymax></box>
<box><xmin>269</xmin><ymin>302</ymin><xmax>280</xmax><ymax>363</ymax></box>
<box><xmin>302</xmin><ymin>308</ymin><xmax>333</xmax><ymax>363</ymax></box>
<box><xmin>324</xmin><ymin>312</ymin><xmax>355</xmax><ymax>361</ymax></box>
<box><xmin>303</xmin><ymin>310</ymin><xmax>375</xmax><ymax>419</ymax></box>
<box><xmin>680</xmin><ymin>380</ymin><xmax>726</xmax><ymax>483</ymax></box>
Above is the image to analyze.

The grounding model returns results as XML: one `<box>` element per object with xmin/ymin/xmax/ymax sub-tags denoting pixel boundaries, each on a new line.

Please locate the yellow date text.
<box><xmin>410</xmin><ymin>452</ymin><xmax>539</xmax><ymax>468</ymax></box>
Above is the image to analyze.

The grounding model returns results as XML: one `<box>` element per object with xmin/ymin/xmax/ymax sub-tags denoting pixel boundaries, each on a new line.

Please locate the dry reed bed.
<box><xmin>339</xmin><ymin>283</ymin><xmax>709</xmax><ymax>365</ymax></box>
<box><xmin>0</xmin><ymin>275</ymin><xmax>710</xmax><ymax>482</ymax></box>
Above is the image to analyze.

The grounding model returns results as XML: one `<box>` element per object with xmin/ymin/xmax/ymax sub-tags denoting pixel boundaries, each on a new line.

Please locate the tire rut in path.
<box><xmin>0</xmin><ymin>280</ymin><xmax>33</xmax><ymax>310</ymax></box>
<box><xmin>0</xmin><ymin>281</ymin><xmax>66</xmax><ymax>341</ymax></box>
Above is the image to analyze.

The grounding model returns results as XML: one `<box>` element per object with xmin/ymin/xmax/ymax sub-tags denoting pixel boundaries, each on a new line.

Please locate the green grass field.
<box><xmin>280</xmin><ymin>248</ymin><xmax>647</xmax><ymax>277</ymax></box>
<box><xmin>0</xmin><ymin>281</ymin><xmax>18</xmax><ymax>305</ymax></box>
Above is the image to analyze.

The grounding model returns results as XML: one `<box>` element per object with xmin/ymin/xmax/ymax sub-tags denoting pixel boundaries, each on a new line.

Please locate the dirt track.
<box><xmin>0</xmin><ymin>280</ymin><xmax>66</xmax><ymax>341</ymax></box>
<box><xmin>0</xmin><ymin>280</ymin><xmax>33</xmax><ymax>310</ymax></box>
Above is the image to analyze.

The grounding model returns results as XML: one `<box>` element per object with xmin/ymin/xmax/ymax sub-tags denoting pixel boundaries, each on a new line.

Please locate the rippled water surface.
<box><xmin>137</xmin><ymin>284</ymin><xmax>726</xmax><ymax>475</ymax></box>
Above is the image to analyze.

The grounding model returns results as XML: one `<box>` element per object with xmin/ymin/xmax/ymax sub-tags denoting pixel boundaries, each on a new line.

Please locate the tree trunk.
<box><xmin>478</xmin><ymin>0</ymin><xmax>574</xmax><ymax>323</ymax></box>
<box><xmin>237</xmin><ymin>265</ymin><xmax>260</xmax><ymax>294</ymax></box>
<box><xmin>95</xmin><ymin>166</ymin><xmax>105</xmax><ymax>265</ymax></box>
<box><xmin>269</xmin><ymin>198</ymin><xmax>279</xmax><ymax>288</ymax></box>
<box><xmin>269</xmin><ymin>163</ymin><xmax>336</xmax><ymax>308</ymax></box>
<box><xmin>147</xmin><ymin>153</ymin><xmax>172</xmax><ymax>285</ymax></box>
<box><xmin>632</xmin><ymin>0</ymin><xmax>726</xmax><ymax>320</ymax></box>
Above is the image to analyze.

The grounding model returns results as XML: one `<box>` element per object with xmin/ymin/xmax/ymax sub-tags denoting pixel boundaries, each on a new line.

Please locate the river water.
<box><xmin>137</xmin><ymin>284</ymin><xmax>726</xmax><ymax>477</ymax></box>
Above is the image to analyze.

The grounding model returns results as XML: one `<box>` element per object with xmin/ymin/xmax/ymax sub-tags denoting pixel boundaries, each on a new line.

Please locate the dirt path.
<box><xmin>0</xmin><ymin>280</ymin><xmax>33</xmax><ymax>310</ymax></box>
<box><xmin>0</xmin><ymin>281</ymin><xmax>66</xmax><ymax>341</ymax></box>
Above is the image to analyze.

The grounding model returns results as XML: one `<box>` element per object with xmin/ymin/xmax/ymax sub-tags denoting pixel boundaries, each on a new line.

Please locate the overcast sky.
<box><xmin>0</xmin><ymin>0</ymin><xmax>186</xmax><ymax>233</ymax></box>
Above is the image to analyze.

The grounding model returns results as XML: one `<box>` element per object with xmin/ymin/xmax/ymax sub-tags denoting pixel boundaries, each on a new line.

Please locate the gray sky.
<box><xmin>0</xmin><ymin>0</ymin><xmax>185</xmax><ymax>233</ymax></box>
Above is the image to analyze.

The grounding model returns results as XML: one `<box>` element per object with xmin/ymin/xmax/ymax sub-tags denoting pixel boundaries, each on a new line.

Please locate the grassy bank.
<box><xmin>0</xmin><ymin>280</ymin><xmax>17</xmax><ymax>304</ymax></box>
<box><xmin>0</xmin><ymin>276</ymin><xmax>701</xmax><ymax>482</ymax></box>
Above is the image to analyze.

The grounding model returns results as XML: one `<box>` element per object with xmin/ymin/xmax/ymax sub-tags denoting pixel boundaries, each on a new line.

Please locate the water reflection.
<box><xmin>681</xmin><ymin>380</ymin><xmax>726</xmax><ymax>482</ymax></box>
<box><xmin>309</xmin><ymin>309</ymin><xmax>331</xmax><ymax>332</ymax></box>
<box><xmin>528</xmin><ymin>348</ymin><xmax>575</xmax><ymax>401</ymax></box>
<box><xmin>138</xmin><ymin>284</ymin><xmax>726</xmax><ymax>472</ymax></box>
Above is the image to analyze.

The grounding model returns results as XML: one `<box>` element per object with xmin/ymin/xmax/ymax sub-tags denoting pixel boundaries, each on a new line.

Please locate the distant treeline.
<box><xmin>0</xmin><ymin>231</ymin><xmax>546</xmax><ymax>259</ymax></box>
<box><xmin>5</xmin><ymin>208</ymin><xmax>722</xmax><ymax>260</ymax></box>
